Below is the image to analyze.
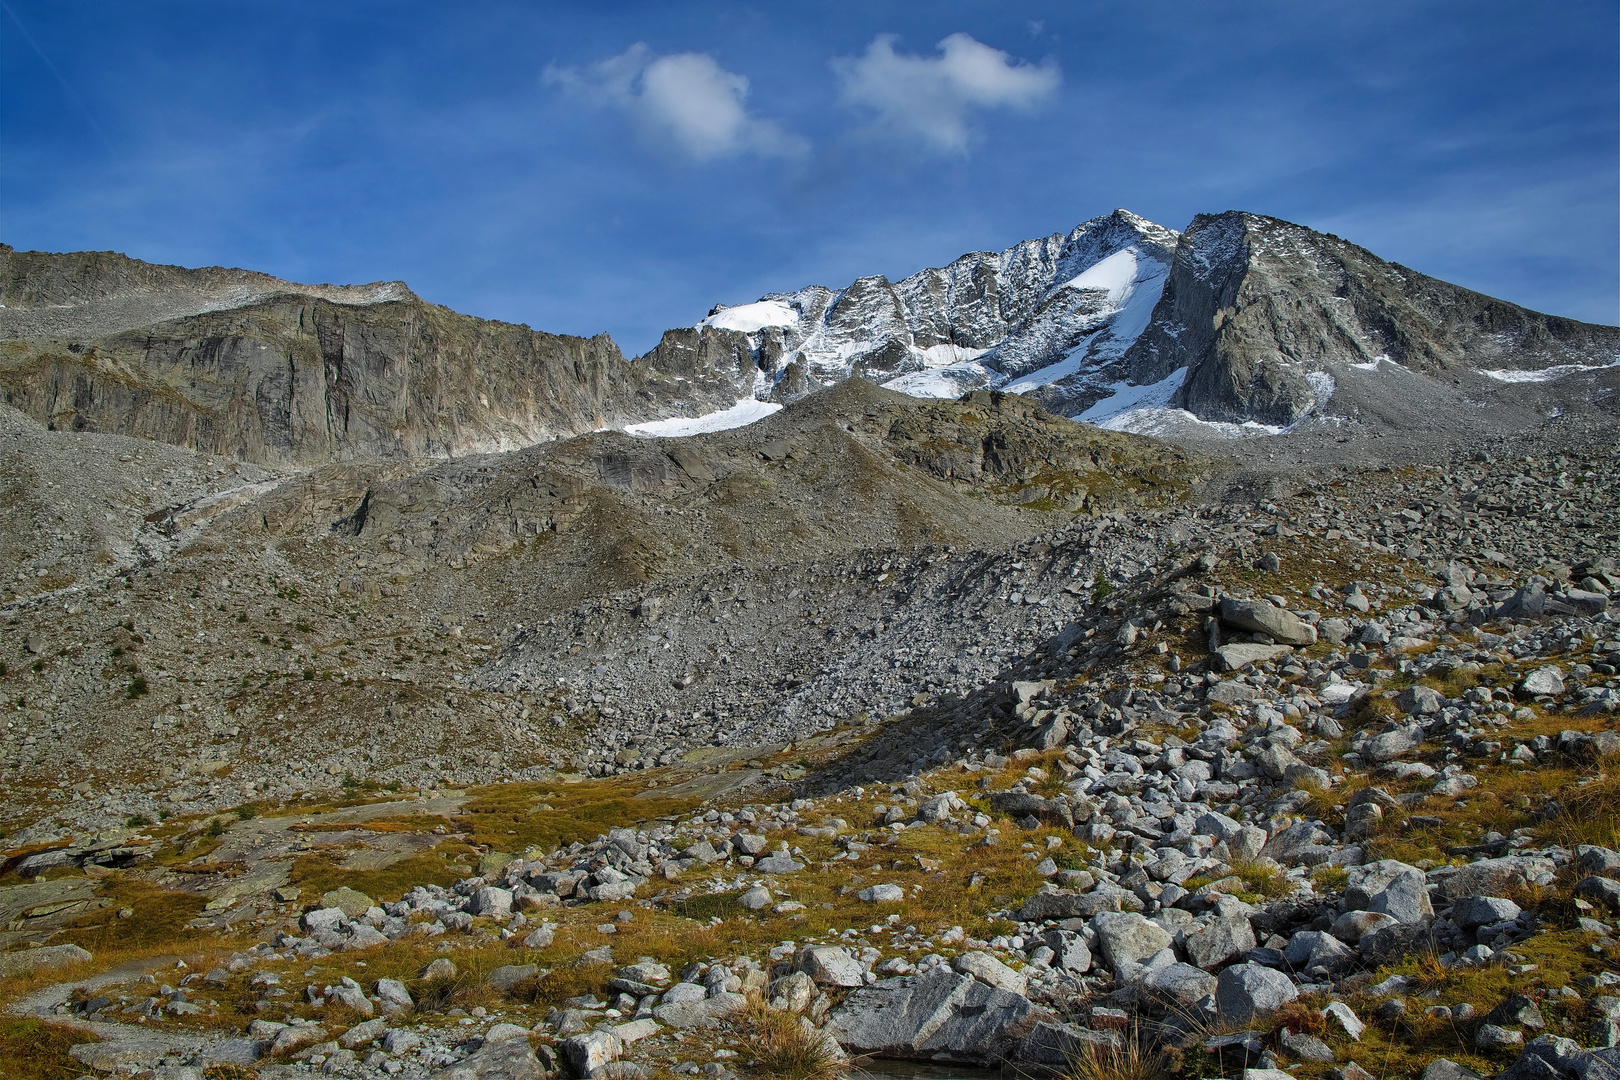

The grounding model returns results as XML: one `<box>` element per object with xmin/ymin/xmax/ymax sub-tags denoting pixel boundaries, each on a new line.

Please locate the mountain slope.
<box><xmin>671</xmin><ymin>209</ymin><xmax>1618</xmax><ymax>437</ymax></box>
<box><xmin>0</xmin><ymin>245</ymin><xmax>756</xmax><ymax>465</ymax></box>
<box><xmin>1119</xmin><ymin>211</ymin><xmax>1620</xmax><ymax>430</ymax></box>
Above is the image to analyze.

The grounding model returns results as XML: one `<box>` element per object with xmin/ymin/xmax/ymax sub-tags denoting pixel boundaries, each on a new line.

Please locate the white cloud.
<box><xmin>833</xmin><ymin>33</ymin><xmax>1061</xmax><ymax>153</ymax></box>
<box><xmin>544</xmin><ymin>43</ymin><xmax>805</xmax><ymax>161</ymax></box>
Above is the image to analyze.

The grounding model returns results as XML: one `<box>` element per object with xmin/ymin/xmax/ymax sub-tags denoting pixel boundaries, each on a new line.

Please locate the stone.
<box><xmin>1214</xmin><ymin>643</ymin><xmax>1295</xmax><ymax>672</ymax></box>
<box><xmin>1453</xmin><ymin>895</ymin><xmax>1522</xmax><ymax>930</ymax></box>
<box><xmin>1486</xmin><ymin>994</ymin><xmax>1547</xmax><ymax>1031</ymax></box>
<box><xmin>1283</xmin><ymin>930</ymin><xmax>1355</xmax><ymax>973</ymax></box>
<box><xmin>827</xmin><ymin>967</ymin><xmax>1049</xmax><ymax>1062</ymax></box>
<box><xmin>1422</xmin><ymin>1060</ymin><xmax>1482</xmax><ymax>1080</ymax></box>
<box><xmin>1279</xmin><ymin>1028</ymin><xmax>1336</xmax><ymax>1062</ymax></box>
<box><xmin>1091</xmin><ymin>912</ymin><xmax>1173</xmax><ymax>970</ymax></box>
<box><xmin>1434</xmin><ymin>855</ymin><xmax>1558</xmax><ymax>901</ymax></box>
<box><xmin>1519</xmin><ymin>666</ymin><xmax>1566</xmax><ymax>697</ymax></box>
<box><xmin>1323</xmin><ymin>1002</ymin><xmax>1364</xmax><ymax>1041</ymax></box>
<box><xmin>346</xmin><ymin>924</ymin><xmax>388</xmax><ymax>950</ymax></box>
<box><xmin>375</xmin><ymin>979</ymin><xmax>413</xmax><ymax>1011</ymax></box>
<box><xmin>469</xmin><ymin>886</ymin><xmax>514</xmax><ymax>919</ymax></box>
<box><xmin>1330</xmin><ymin>909</ymin><xmax>1399</xmax><ymax>945</ymax></box>
<box><xmin>952</xmin><ymin>951</ymin><xmax>1027</xmax><ymax>995</ymax></box>
<box><xmin>1497</xmin><ymin>1035</ymin><xmax>1620</xmax><ymax>1080</ymax></box>
<box><xmin>561</xmin><ymin>1031</ymin><xmax>623</xmax><ymax>1075</ymax></box>
<box><xmin>731</xmin><ymin>833</ymin><xmax>769</xmax><ymax>856</ymax></box>
<box><xmin>1477</xmin><ymin>1025</ymin><xmax>1525</xmax><ymax>1051</ymax></box>
<box><xmin>1143</xmin><ymin>962</ymin><xmax>1217</xmax><ymax>1008</ymax></box>
<box><xmin>1043</xmin><ymin>929</ymin><xmax>1092</xmax><ymax>973</ymax></box>
<box><xmin>523</xmin><ymin>925</ymin><xmax>555</xmax><ymax>949</ymax></box>
<box><xmin>1219</xmin><ymin>598</ymin><xmax>1318</xmax><ymax>646</ymax></box>
<box><xmin>1346</xmin><ymin>860</ymin><xmax>1433</xmax><ymax>924</ymax></box>
<box><xmin>302</xmin><ymin>907</ymin><xmax>348</xmax><ymax>935</ymax></box>
<box><xmin>796</xmin><ymin>946</ymin><xmax>866</xmax><ymax>987</ymax></box>
<box><xmin>339</xmin><ymin>1018</ymin><xmax>388</xmax><ymax>1049</ymax></box>
<box><xmin>1006</xmin><ymin>1022</ymin><xmax>1121</xmax><ymax>1074</ymax></box>
<box><xmin>488</xmin><ymin>964</ymin><xmax>539</xmax><ymax>993</ymax></box>
<box><xmin>1208</xmin><ymin>680</ymin><xmax>1261</xmax><ymax>704</ymax></box>
<box><xmin>754</xmin><ymin>854</ymin><xmax>803</xmax><ymax>874</ymax></box>
<box><xmin>1184</xmin><ymin>915</ymin><xmax>1258</xmax><ymax>971</ymax></box>
<box><xmin>430</xmin><ymin>1035</ymin><xmax>546</xmax><ymax>1079</ymax></box>
<box><xmin>857</xmin><ymin>884</ymin><xmax>904</xmax><ymax>903</ymax></box>
<box><xmin>1216</xmin><ymin>963</ymin><xmax>1299</xmax><ymax>1025</ymax></box>
<box><xmin>652</xmin><ymin>991</ymin><xmax>746</xmax><ymax>1030</ymax></box>
<box><xmin>1017</xmin><ymin>884</ymin><xmax>1141</xmax><ymax>921</ymax></box>
<box><xmin>0</xmin><ymin>943</ymin><xmax>91</xmax><ymax>976</ymax></box>
<box><xmin>319</xmin><ymin>887</ymin><xmax>376</xmax><ymax>917</ymax></box>
<box><xmin>1363</xmin><ymin>725</ymin><xmax>1425</xmax><ymax>762</ymax></box>
<box><xmin>1576</xmin><ymin>876</ymin><xmax>1620</xmax><ymax>911</ymax></box>
<box><xmin>738</xmin><ymin>886</ymin><xmax>773</xmax><ymax>910</ymax></box>
<box><xmin>1398</xmin><ymin>686</ymin><xmax>1445</xmax><ymax>716</ymax></box>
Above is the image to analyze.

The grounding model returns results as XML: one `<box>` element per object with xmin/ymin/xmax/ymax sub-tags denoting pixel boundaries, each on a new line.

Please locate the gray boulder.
<box><xmin>1346</xmin><ymin>860</ymin><xmax>1432</xmax><ymax>924</ymax></box>
<box><xmin>1216</xmin><ymin>963</ymin><xmax>1298</xmax><ymax>1024</ymax></box>
<box><xmin>952</xmin><ymin>951</ymin><xmax>1027</xmax><ymax>995</ymax></box>
<box><xmin>1434</xmin><ymin>856</ymin><xmax>1558</xmax><ymax>902</ymax></box>
<box><xmin>828</xmin><ymin>968</ymin><xmax>1049</xmax><ymax>1063</ymax></box>
<box><xmin>1091</xmin><ymin>912</ymin><xmax>1173</xmax><ymax>970</ymax></box>
<box><xmin>1453</xmin><ymin>896</ymin><xmax>1521</xmax><ymax>931</ymax></box>
<box><xmin>1143</xmin><ymin>962</ymin><xmax>1217</xmax><ymax>1009</ymax></box>
<box><xmin>1017</xmin><ymin>884</ymin><xmax>1141</xmax><ymax>921</ymax></box>
<box><xmin>1183</xmin><ymin>915</ymin><xmax>1257</xmax><ymax>971</ymax></box>
<box><xmin>1363</xmin><ymin>724</ymin><xmax>1425</xmax><ymax>762</ymax></box>
<box><xmin>1497</xmin><ymin>1035</ymin><xmax>1620</xmax><ymax>1080</ymax></box>
<box><xmin>560</xmin><ymin>1032</ymin><xmax>621</xmax><ymax>1075</ymax></box>
<box><xmin>1282</xmin><ymin>930</ymin><xmax>1354</xmax><ymax>973</ymax></box>
<box><xmin>1519</xmin><ymin>666</ymin><xmax>1566</xmax><ymax>697</ymax></box>
<box><xmin>796</xmin><ymin>946</ymin><xmax>865</xmax><ymax>987</ymax></box>
<box><xmin>1218</xmin><ymin>598</ymin><xmax>1318</xmax><ymax>646</ymax></box>
<box><xmin>430</xmin><ymin>1037</ymin><xmax>545</xmax><ymax>1078</ymax></box>
<box><xmin>1214</xmin><ymin>643</ymin><xmax>1295</xmax><ymax>671</ymax></box>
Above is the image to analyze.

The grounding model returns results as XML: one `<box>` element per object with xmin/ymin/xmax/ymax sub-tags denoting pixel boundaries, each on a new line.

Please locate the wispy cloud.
<box><xmin>832</xmin><ymin>33</ymin><xmax>1061</xmax><ymax>154</ymax></box>
<box><xmin>544</xmin><ymin>43</ymin><xmax>805</xmax><ymax>161</ymax></box>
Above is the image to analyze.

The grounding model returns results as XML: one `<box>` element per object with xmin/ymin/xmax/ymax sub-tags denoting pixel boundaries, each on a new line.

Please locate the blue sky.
<box><xmin>3</xmin><ymin>1</ymin><xmax>1616</xmax><ymax>355</ymax></box>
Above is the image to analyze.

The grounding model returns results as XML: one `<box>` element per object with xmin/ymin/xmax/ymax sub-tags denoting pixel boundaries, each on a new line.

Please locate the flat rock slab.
<box><xmin>828</xmin><ymin>968</ymin><xmax>1049</xmax><ymax>1063</ymax></box>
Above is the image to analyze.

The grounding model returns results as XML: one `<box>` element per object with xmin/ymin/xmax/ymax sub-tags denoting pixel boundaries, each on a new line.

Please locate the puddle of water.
<box><xmin>849</xmin><ymin>1060</ymin><xmax>1004</xmax><ymax>1080</ymax></box>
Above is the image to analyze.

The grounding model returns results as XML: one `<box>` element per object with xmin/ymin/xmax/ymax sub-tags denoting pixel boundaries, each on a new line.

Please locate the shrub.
<box><xmin>1061</xmin><ymin>1031</ymin><xmax>1166</xmax><ymax>1080</ymax></box>
<box><xmin>124</xmin><ymin>814</ymin><xmax>154</xmax><ymax>828</ymax></box>
<box><xmin>126</xmin><ymin>675</ymin><xmax>148</xmax><ymax>699</ymax></box>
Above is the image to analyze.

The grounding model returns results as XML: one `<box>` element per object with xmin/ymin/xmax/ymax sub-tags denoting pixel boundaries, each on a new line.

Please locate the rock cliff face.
<box><xmin>1123</xmin><ymin>212</ymin><xmax>1620</xmax><ymax>428</ymax></box>
<box><xmin>687</xmin><ymin>209</ymin><xmax>1181</xmax><ymax>404</ymax></box>
<box><xmin>0</xmin><ymin>246</ymin><xmax>753</xmax><ymax>466</ymax></box>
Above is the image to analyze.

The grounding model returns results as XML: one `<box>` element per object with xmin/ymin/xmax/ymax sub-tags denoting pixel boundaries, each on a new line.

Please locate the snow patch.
<box><xmin>701</xmin><ymin>300</ymin><xmax>799</xmax><ymax>333</ymax></box>
<box><xmin>624</xmin><ymin>398</ymin><xmax>782</xmax><ymax>438</ymax></box>
<box><xmin>912</xmin><ymin>343</ymin><xmax>988</xmax><ymax>368</ymax></box>
<box><xmin>1054</xmin><ymin>248</ymin><xmax>1140</xmax><ymax>303</ymax></box>
<box><xmin>882</xmin><ymin>363</ymin><xmax>995</xmax><ymax>399</ymax></box>
<box><xmin>1076</xmin><ymin>368</ymin><xmax>1187</xmax><ymax>425</ymax></box>
<box><xmin>1479</xmin><ymin>361</ymin><xmax>1619</xmax><ymax>383</ymax></box>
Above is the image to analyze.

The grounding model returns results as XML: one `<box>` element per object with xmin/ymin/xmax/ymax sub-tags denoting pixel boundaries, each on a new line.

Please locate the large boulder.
<box><xmin>1143</xmin><ymin>963</ymin><xmax>1218</xmax><ymax>1009</ymax></box>
<box><xmin>1497</xmin><ymin>1035</ymin><xmax>1620</xmax><ymax>1080</ymax></box>
<box><xmin>1346</xmin><ymin>861</ymin><xmax>1433</xmax><ymax>924</ymax></box>
<box><xmin>1218</xmin><ymin>598</ymin><xmax>1318</xmax><ymax>646</ymax></box>
<box><xmin>795</xmin><ymin>946</ymin><xmax>865</xmax><ymax>987</ymax></box>
<box><xmin>828</xmin><ymin>969</ymin><xmax>1049</xmax><ymax>1063</ymax></box>
<box><xmin>429</xmin><ymin>1033</ymin><xmax>548</xmax><ymax>1079</ymax></box>
<box><xmin>1091</xmin><ymin>912</ymin><xmax>1173</xmax><ymax>970</ymax></box>
<box><xmin>1432</xmin><ymin>856</ymin><xmax>1558</xmax><ymax>902</ymax></box>
<box><xmin>1183</xmin><ymin>915</ymin><xmax>1257</xmax><ymax>971</ymax></box>
<box><xmin>1215</xmin><ymin>963</ymin><xmax>1298</xmax><ymax>1025</ymax></box>
<box><xmin>1017</xmin><ymin>884</ymin><xmax>1141</xmax><ymax>921</ymax></box>
<box><xmin>952</xmin><ymin>952</ymin><xmax>1027</xmax><ymax>995</ymax></box>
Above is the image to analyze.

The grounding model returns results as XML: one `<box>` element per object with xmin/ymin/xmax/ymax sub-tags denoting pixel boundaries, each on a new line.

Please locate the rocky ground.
<box><xmin>1</xmin><ymin>366</ymin><xmax>1618</xmax><ymax>1080</ymax></box>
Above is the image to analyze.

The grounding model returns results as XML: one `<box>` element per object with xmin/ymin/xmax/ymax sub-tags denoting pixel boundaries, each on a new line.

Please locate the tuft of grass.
<box><xmin>1061</xmin><ymin>1029</ymin><xmax>1166</xmax><ymax>1080</ymax></box>
<box><xmin>0</xmin><ymin>1018</ymin><xmax>95</xmax><ymax>1080</ymax></box>
<box><xmin>1229</xmin><ymin>857</ymin><xmax>1291</xmax><ymax>899</ymax></box>
<box><xmin>728</xmin><ymin>998</ymin><xmax>846</xmax><ymax>1080</ymax></box>
<box><xmin>126</xmin><ymin>674</ymin><xmax>148</xmax><ymax>699</ymax></box>
<box><xmin>514</xmin><ymin>961</ymin><xmax>615</xmax><ymax>1011</ymax></box>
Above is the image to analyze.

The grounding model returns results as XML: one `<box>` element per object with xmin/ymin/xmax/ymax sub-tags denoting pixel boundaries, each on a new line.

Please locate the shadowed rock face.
<box><xmin>0</xmin><ymin>246</ymin><xmax>754</xmax><ymax>466</ymax></box>
<box><xmin>1124</xmin><ymin>212</ymin><xmax>1620</xmax><ymax>428</ymax></box>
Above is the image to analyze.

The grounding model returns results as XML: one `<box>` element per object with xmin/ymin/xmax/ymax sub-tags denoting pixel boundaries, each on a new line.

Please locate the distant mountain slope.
<box><xmin>1117</xmin><ymin>211</ymin><xmax>1620</xmax><ymax>430</ymax></box>
<box><xmin>0</xmin><ymin>245</ymin><xmax>755</xmax><ymax>465</ymax></box>
<box><xmin>666</xmin><ymin>209</ymin><xmax>1618</xmax><ymax>436</ymax></box>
